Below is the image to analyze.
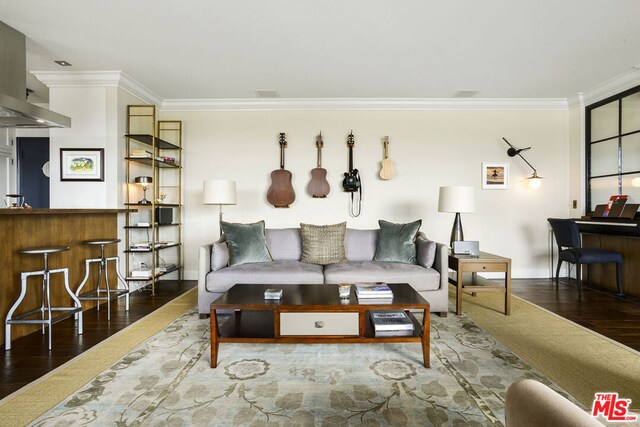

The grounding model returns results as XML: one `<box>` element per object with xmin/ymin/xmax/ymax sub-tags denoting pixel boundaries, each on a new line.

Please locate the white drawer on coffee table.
<box><xmin>280</xmin><ymin>312</ymin><xmax>359</xmax><ymax>336</ymax></box>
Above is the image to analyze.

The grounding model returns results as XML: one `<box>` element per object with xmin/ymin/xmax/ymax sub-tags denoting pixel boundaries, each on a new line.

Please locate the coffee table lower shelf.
<box><xmin>210</xmin><ymin>309</ymin><xmax>429</xmax><ymax>368</ymax></box>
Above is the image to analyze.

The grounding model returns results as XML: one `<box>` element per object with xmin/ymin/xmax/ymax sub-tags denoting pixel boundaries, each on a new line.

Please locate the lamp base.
<box><xmin>450</xmin><ymin>212</ymin><xmax>464</xmax><ymax>248</ymax></box>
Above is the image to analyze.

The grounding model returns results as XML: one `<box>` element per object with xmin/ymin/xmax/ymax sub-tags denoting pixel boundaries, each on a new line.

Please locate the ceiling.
<box><xmin>1</xmin><ymin>0</ymin><xmax>639</xmax><ymax>104</ymax></box>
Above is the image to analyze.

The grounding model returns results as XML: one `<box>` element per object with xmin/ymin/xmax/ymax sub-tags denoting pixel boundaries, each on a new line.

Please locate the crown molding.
<box><xmin>581</xmin><ymin>68</ymin><xmax>640</xmax><ymax>106</ymax></box>
<box><xmin>160</xmin><ymin>97</ymin><xmax>568</xmax><ymax>112</ymax></box>
<box><xmin>31</xmin><ymin>71</ymin><xmax>162</xmax><ymax>106</ymax></box>
<box><xmin>567</xmin><ymin>92</ymin><xmax>585</xmax><ymax>110</ymax></box>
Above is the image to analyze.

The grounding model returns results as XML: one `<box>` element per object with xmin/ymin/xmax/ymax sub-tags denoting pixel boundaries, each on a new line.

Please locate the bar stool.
<box><xmin>75</xmin><ymin>239</ymin><xmax>129</xmax><ymax>320</ymax></box>
<box><xmin>5</xmin><ymin>246</ymin><xmax>83</xmax><ymax>351</ymax></box>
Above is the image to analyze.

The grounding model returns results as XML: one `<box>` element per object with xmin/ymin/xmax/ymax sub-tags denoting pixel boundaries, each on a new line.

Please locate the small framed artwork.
<box><xmin>60</xmin><ymin>148</ymin><xmax>104</xmax><ymax>181</ymax></box>
<box><xmin>482</xmin><ymin>162</ymin><xmax>509</xmax><ymax>189</ymax></box>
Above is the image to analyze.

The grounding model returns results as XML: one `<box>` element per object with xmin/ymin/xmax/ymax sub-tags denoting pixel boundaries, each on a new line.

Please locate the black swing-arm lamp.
<box><xmin>502</xmin><ymin>137</ymin><xmax>543</xmax><ymax>188</ymax></box>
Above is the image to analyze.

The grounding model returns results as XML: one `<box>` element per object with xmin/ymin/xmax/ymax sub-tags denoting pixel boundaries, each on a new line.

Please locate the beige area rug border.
<box><xmin>458</xmin><ymin>289</ymin><xmax>640</xmax><ymax>410</ymax></box>
<box><xmin>0</xmin><ymin>287</ymin><xmax>197</xmax><ymax>427</ymax></box>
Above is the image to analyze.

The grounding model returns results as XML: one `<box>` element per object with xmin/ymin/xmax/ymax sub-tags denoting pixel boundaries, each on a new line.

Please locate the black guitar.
<box><xmin>343</xmin><ymin>131</ymin><xmax>361</xmax><ymax>192</ymax></box>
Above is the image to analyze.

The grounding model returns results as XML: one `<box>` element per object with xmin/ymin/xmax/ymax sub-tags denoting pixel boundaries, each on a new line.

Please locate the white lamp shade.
<box><xmin>438</xmin><ymin>186</ymin><xmax>475</xmax><ymax>213</ymax></box>
<box><xmin>203</xmin><ymin>180</ymin><xmax>237</xmax><ymax>205</ymax></box>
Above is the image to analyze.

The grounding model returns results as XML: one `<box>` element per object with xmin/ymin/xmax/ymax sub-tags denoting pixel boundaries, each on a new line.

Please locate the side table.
<box><xmin>448</xmin><ymin>251</ymin><xmax>511</xmax><ymax>316</ymax></box>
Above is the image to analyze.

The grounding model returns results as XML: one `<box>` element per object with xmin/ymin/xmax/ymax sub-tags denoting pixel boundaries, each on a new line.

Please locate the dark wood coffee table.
<box><xmin>210</xmin><ymin>283</ymin><xmax>430</xmax><ymax>368</ymax></box>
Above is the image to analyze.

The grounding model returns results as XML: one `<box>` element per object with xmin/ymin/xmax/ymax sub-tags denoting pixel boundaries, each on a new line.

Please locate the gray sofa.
<box><xmin>197</xmin><ymin>228</ymin><xmax>449</xmax><ymax>317</ymax></box>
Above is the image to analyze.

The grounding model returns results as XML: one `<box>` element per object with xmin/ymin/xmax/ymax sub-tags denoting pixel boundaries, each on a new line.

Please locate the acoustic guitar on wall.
<box><xmin>379</xmin><ymin>136</ymin><xmax>395</xmax><ymax>180</ymax></box>
<box><xmin>266</xmin><ymin>133</ymin><xmax>296</xmax><ymax>208</ymax></box>
<box><xmin>307</xmin><ymin>132</ymin><xmax>330</xmax><ymax>198</ymax></box>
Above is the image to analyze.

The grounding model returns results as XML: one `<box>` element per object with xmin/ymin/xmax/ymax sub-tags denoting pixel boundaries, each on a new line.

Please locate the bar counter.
<box><xmin>1</xmin><ymin>208</ymin><xmax>127</xmax><ymax>345</ymax></box>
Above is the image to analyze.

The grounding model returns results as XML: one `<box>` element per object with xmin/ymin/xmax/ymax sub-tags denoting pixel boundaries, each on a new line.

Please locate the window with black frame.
<box><xmin>586</xmin><ymin>85</ymin><xmax>640</xmax><ymax>214</ymax></box>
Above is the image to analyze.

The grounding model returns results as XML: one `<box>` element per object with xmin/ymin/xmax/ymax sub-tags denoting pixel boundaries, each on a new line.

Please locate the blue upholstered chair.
<box><xmin>547</xmin><ymin>218</ymin><xmax>624</xmax><ymax>298</ymax></box>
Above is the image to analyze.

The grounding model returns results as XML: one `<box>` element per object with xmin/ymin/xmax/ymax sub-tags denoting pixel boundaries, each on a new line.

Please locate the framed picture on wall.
<box><xmin>482</xmin><ymin>162</ymin><xmax>509</xmax><ymax>189</ymax></box>
<box><xmin>60</xmin><ymin>148</ymin><xmax>104</xmax><ymax>181</ymax></box>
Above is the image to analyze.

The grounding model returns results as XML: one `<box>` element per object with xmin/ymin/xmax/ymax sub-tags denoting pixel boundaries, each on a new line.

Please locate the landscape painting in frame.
<box><xmin>482</xmin><ymin>162</ymin><xmax>509</xmax><ymax>189</ymax></box>
<box><xmin>60</xmin><ymin>148</ymin><xmax>104</xmax><ymax>181</ymax></box>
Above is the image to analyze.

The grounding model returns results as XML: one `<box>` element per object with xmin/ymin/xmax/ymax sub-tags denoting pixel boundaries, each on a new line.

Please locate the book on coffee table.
<box><xmin>369</xmin><ymin>310</ymin><xmax>415</xmax><ymax>331</ymax></box>
<box><xmin>355</xmin><ymin>282</ymin><xmax>393</xmax><ymax>299</ymax></box>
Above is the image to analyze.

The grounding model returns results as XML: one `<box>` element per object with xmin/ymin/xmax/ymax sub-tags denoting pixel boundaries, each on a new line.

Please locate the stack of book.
<box><xmin>129</xmin><ymin>149</ymin><xmax>152</xmax><ymax>158</ymax></box>
<box><xmin>355</xmin><ymin>282</ymin><xmax>393</xmax><ymax>304</ymax></box>
<box><xmin>369</xmin><ymin>310</ymin><xmax>415</xmax><ymax>337</ymax></box>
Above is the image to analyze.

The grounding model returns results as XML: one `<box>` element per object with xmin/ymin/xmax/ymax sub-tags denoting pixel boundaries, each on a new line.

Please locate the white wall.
<box><xmin>162</xmin><ymin>109</ymin><xmax>570</xmax><ymax>280</ymax></box>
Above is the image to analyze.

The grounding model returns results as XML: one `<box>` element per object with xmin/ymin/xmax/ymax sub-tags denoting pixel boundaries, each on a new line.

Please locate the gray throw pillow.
<box><xmin>373</xmin><ymin>219</ymin><xmax>422</xmax><ymax>264</ymax></box>
<box><xmin>211</xmin><ymin>241</ymin><xmax>229</xmax><ymax>271</ymax></box>
<box><xmin>221</xmin><ymin>220</ymin><xmax>272</xmax><ymax>267</ymax></box>
<box><xmin>300</xmin><ymin>222</ymin><xmax>347</xmax><ymax>265</ymax></box>
<box><xmin>416</xmin><ymin>236</ymin><xmax>436</xmax><ymax>268</ymax></box>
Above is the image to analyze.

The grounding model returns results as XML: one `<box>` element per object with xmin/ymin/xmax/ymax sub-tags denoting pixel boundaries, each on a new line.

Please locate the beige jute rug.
<box><xmin>458</xmin><ymin>288</ymin><xmax>640</xmax><ymax>410</ymax></box>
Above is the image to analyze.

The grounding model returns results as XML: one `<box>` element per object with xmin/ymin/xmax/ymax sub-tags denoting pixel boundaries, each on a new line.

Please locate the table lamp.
<box><xmin>438</xmin><ymin>186</ymin><xmax>475</xmax><ymax>248</ymax></box>
<box><xmin>134</xmin><ymin>176</ymin><xmax>153</xmax><ymax>205</ymax></box>
<box><xmin>203</xmin><ymin>179</ymin><xmax>237</xmax><ymax>232</ymax></box>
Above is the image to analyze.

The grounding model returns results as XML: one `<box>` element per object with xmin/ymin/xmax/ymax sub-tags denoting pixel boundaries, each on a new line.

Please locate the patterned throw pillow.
<box><xmin>221</xmin><ymin>220</ymin><xmax>272</xmax><ymax>267</ymax></box>
<box><xmin>300</xmin><ymin>222</ymin><xmax>347</xmax><ymax>265</ymax></box>
<box><xmin>373</xmin><ymin>219</ymin><xmax>422</xmax><ymax>264</ymax></box>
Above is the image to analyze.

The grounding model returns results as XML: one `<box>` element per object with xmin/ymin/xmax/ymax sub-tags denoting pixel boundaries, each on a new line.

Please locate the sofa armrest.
<box><xmin>432</xmin><ymin>241</ymin><xmax>448</xmax><ymax>291</ymax></box>
<box><xmin>198</xmin><ymin>242</ymin><xmax>214</xmax><ymax>293</ymax></box>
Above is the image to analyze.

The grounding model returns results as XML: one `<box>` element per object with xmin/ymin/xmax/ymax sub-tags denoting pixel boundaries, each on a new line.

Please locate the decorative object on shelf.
<box><xmin>307</xmin><ymin>132</ymin><xmax>330</xmax><ymax>198</ymax></box>
<box><xmin>203</xmin><ymin>179</ymin><xmax>237</xmax><ymax>232</ymax></box>
<box><xmin>342</xmin><ymin>131</ymin><xmax>362</xmax><ymax>217</ymax></box>
<box><xmin>502</xmin><ymin>137</ymin><xmax>543</xmax><ymax>188</ymax></box>
<box><xmin>157</xmin><ymin>192</ymin><xmax>167</xmax><ymax>204</ymax></box>
<box><xmin>134</xmin><ymin>176</ymin><xmax>153</xmax><ymax>204</ymax></box>
<box><xmin>60</xmin><ymin>148</ymin><xmax>104</xmax><ymax>181</ymax></box>
<box><xmin>481</xmin><ymin>162</ymin><xmax>509</xmax><ymax>190</ymax></box>
<box><xmin>379</xmin><ymin>136</ymin><xmax>395</xmax><ymax>180</ymax></box>
<box><xmin>267</xmin><ymin>132</ymin><xmax>296</xmax><ymax>208</ymax></box>
<box><xmin>438</xmin><ymin>186</ymin><xmax>475</xmax><ymax>248</ymax></box>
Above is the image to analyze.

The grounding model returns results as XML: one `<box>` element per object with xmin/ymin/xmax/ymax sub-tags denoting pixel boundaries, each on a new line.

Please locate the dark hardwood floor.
<box><xmin>511</xmin><ymin>278</ymin><xmax>640</xmax><ymax>352</ymax></box>
<box><xmin>0</xmin><ymin>280</ymin><xmax>195</xmax><ymax>399</ymax></box>
<box><xmin>1</xmin><ymin>278</ymin><xmax>639</xmax><ymax>401</ymax></box>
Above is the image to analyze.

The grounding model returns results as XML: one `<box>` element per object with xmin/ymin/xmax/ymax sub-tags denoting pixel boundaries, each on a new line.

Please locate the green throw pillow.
<box><xmin>373</xmin><ymin>219</ymin><xmax>422</xmax><ymax>264</ymax></box>
<box><xmin>300</xmin><ymin>222</ymin><xmax>347</xmax><ymax>265</ymax></box>
<box><xmin>221</xmin><ymin>220</ymin><xmax>272</xmax><ymax>267</ymax></box>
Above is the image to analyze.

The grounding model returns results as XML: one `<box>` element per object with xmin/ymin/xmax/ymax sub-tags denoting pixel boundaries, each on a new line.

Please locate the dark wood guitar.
<box><xmin>267</xmin><ymin>133</ymin><xmax>296</xmax><ymax>208</ymax></box>
<box><xmin>307</xmin><ymin>132</ymin><xmax>330</xmax><ymax>198</ymax></box>
<box><xmin>342</xmin><ymin>131</ymin><xmax>361</xmax><ymax>192</ymax></box>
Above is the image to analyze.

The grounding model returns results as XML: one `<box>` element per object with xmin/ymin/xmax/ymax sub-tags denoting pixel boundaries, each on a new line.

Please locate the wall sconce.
<box><xmin>134</xmin><ymin>176</ymin><xmax>153</xmax><ymax>204</ymax></box>
<box><xmin>502</xmin><ymin>137</ymin><xmax>543</xmax><ymax>188</ymax></box>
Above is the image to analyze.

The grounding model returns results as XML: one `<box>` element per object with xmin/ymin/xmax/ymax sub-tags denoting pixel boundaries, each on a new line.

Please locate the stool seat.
<box><xmin>18</xmin><ymin>246</ymin><xmax>70</xmax><ymax>255</ymax></box>
<box><xmin>83</xmin><ymin>239</ymin><xmax>121</xmax><ymax>245</ymax></box>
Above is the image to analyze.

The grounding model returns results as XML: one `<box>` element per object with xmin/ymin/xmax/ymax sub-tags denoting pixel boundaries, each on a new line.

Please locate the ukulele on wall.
<box><xmin>379</xmin><ymin>136</ymin><xmax>395</xmax><ymax>180</ymax></box>
<box><xmin>266</xmin><ymin>133</ymin><xmax>296</xmax><ymax>208</ymax></box>
<box><xmin>307</xmin><ymin>132</ymin><xmax>330</xmax><ymax>198</ymax></box>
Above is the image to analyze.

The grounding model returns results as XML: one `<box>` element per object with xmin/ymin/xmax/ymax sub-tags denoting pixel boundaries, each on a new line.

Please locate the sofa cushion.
<box><xmin>344</xmin><ymin>229</ymin><xmax>378</xmax><ymax>261</ymax></box>
<box><xmin>300</xmin><ymin>222</ymin><xmax>347</xmax><ymax>265</ymax></box>
<box><xmin>205</xmin><ymin>260</ymin><xmax>324</xmax><ymax>293</ymax></box>
<box><xmin>222</xmin><ymin>220</ymin><xmax>272</xmax><ymax>266</ymax></box>
<box><xmin>416</xmin><ymin>236</ymin><xmax>436</xmax><ymax>269</ymax></box>
<box><xmin>323</xmin><ymin>260</ymin><xmax>441</xmax><ymax>292</ymax></box>
<box><xmin>374</xmin><ymin>219</ymin><xmax>421</xmax><ymax>264</ymax></box>
<box><xmin>266</xmin><ymin>228</ymin><xmax>302</xmax><ymax>261</ymax></box>
<box><xmin>211</xmin><ymin>241</ymin><xmax>229</xmax><ymax>271</ymax></box>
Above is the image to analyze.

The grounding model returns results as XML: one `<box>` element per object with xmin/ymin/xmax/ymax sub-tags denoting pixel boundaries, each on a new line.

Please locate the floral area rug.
<box><xmin>29</xmin><ymin>310</ymin><xmax>577</xmax><ymax>426</ymax></box>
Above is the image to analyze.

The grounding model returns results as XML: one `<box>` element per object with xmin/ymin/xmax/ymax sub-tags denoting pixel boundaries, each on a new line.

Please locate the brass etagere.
<box><xmin>124</xmin><ymin>105</ymin><xmax>182</xmax><ymax>295</ymax></box>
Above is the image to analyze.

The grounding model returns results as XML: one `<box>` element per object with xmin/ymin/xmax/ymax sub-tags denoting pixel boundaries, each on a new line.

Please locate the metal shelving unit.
<box><xmin>124</xmin><ymin>105</ymin><xmax>182</xmax><ymax>295</ymax></box>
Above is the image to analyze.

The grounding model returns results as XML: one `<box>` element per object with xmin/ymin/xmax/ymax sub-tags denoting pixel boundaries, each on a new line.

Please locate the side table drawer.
<box><xmin>463</xmin><ymin>262</ymin><xmax>507</xmax><ymax>273</ymax></box>
<box><xmin>280</xmin><ymin>312</ymin><xmax>359</xmax><ymax>336</ymax></box>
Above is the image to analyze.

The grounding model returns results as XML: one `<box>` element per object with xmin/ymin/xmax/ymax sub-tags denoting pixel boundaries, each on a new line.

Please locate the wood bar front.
<box><xmin>0</xmin><ymin>209</ymin><xmax>125</xmax><ymax>344</ymax></box>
